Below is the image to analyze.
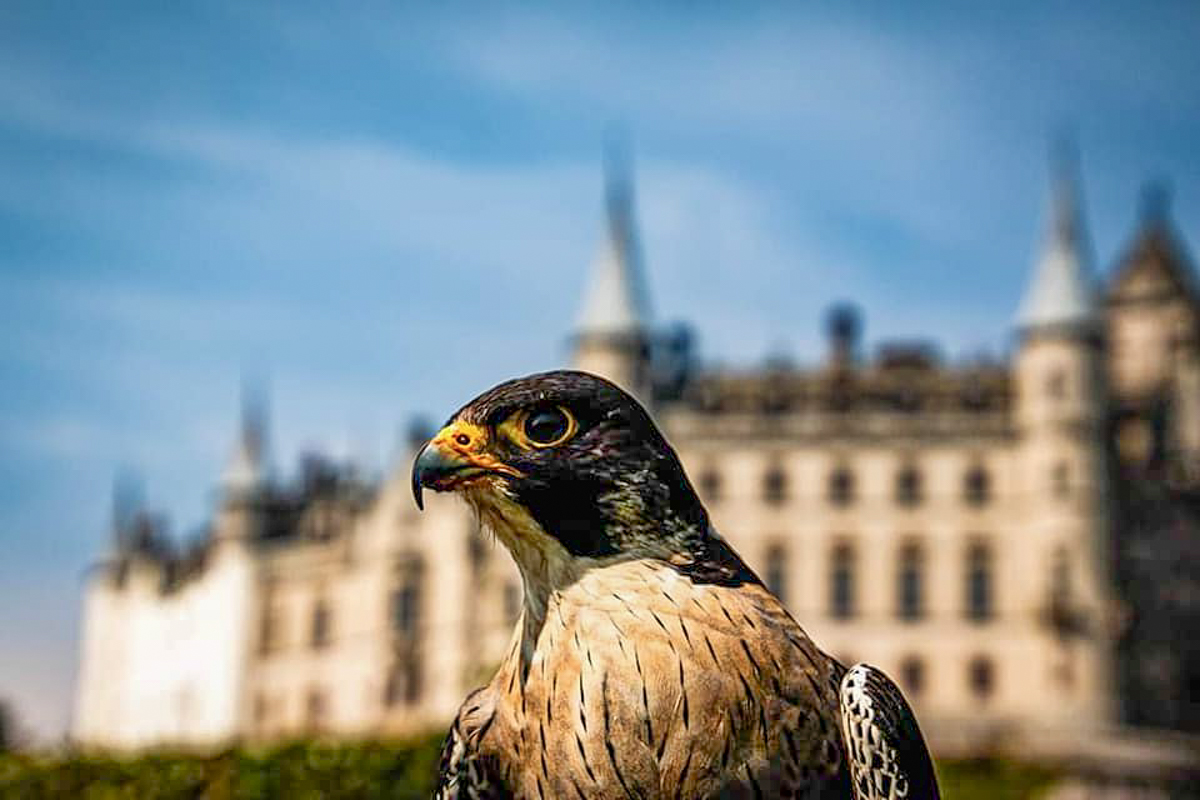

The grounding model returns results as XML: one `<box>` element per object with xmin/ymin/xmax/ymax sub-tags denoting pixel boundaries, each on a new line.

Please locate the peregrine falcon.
<box><xmin>413</xmin><ymin>371</ymin><xmax>939</xmax><ymax>799</ymax></box>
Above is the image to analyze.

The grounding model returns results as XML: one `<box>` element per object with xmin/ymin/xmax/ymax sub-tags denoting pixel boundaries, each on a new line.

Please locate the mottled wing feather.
<box><xmin>434</xmin><ymin>689</ymin><xmax>508</xmax><ymax>800</ymax></box>
<box><xmin>839</xmin><ymin>664</ymin><xmax>940</xmax><ymax>800</ymax></box>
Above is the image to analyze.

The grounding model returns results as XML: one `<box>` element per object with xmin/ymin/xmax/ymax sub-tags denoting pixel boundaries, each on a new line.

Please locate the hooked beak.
<box><xmin>411</xmin><ymin>425</ymin><xmax>525</xmax><ymax>510</ymax></box>
<box><xmin>411</xmin><ymin>441</ymin><xmax>478</xmax><ymax>510</ymax></box>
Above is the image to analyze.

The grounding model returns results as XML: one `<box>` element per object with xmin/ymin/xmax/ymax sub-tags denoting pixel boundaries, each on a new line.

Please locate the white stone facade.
<box><xmin>73</xmin><ymin>164</ymin><xmax>1200</xmax><ymax>754</ymax></box>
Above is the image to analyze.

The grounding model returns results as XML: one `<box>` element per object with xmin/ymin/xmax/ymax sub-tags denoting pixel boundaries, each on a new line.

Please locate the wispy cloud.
<box><xmin>1</xmin><ymin>2</ymin><xmax>1198</xmax><ymax>741</ymax></box>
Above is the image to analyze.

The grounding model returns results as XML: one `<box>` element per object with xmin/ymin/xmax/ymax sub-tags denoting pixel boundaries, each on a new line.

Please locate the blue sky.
<box><xmin>1</xmin><ymin>2</ymin><xmax>1198</xmax><ymax>740</ymax></box>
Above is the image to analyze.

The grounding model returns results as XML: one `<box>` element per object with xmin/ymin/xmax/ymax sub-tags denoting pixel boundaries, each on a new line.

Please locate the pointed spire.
<box><xmin>1017</xmin><ymin>142</ymin><xmax>1098</xmax><ymax>333</ymax></box>
<box><xmin>222</xmin><ymin>377</ymin><xmax>269</xmax><ymax>495</ymax></box>
<box><xmin>575</xmin><ymin>136</ymin><xmax>651</xmax><ymax>338</ymax></box>
<box><xmin>1140</xmin><ymin>179</ymin><xmax>1173</xmax><ymax>226</ymax></box>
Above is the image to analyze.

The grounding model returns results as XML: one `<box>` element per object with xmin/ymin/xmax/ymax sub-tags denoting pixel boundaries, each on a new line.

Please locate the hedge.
<box><xmin>0</xmin><ymin>737</ymin><xmax>1059</xmax><ymax>799</ymax></box>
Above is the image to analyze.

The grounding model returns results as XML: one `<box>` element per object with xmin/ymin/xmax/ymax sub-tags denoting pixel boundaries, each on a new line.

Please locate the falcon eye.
<box><xmin>522</xmin><ymin>406</ymin><xmax>574</xmax><ymax>447</ymax></box>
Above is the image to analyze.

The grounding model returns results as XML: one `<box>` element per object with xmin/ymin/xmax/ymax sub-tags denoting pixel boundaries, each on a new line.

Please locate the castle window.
<box><xmin>1050</xmin><ymin>547</ymin><xmax>1072</xmax><ymax>608</ymax></box>
<box><xmin>468</xmin><ymin>530</ymin><xmax>488</xmax><ymax>575</ymax></box>
<box><xmin>900</xmin><ymin>656</ymin><xmax>925</xmax><ymax>696</ymax></box>
<box><xmin>1117</xmin><ymin>418</ymin><xmax>1153</xmax><ymax>464</ymax></box>
<box><xmin>763</xmin><ymin>464</ymin><xmax>788</xmax><ymax>506</ymax></box>
<box><xmin>391</xmin><ymin>559</ymin><xmax>425</xmax><ymax>639</ymax></box>
<box><xmin>895</xmin><ymin>464</ymin><xmax>923</xmax><ymax>507</ymax></box>
<box><xmin>310</xmin><ymin>598</ymin><xmax>332</xmax><ymax>650</ymax></box>
<box><xmin>699</xmin><ymin>468</ymin><xmax>722</xmax><ymax>504</ymax></box>
<box><xmin>968</xmin><ymin>656</ymin><xmax>995</xmax><ymax>701</ymax></box>
<box><xmin>896</xmin><ymin>543</ymin><xmax>925</xmax><ymax>622</ymax></box>
<box><xmin>305</xmin><ymin>687</ymin><xmax>328</xmax><ymax>730</ymax></box>
<box><xmin>1046</xmin><ymin>369</ymin><xmax>1067</xmax><ymax>400</ymax></box>
<box><xmin>965</xmin><ymin>543</ymin><xmax>994</xmax><ymax>623</ymax></box>
<box><xmin>764</xmin><ymin>543</ymin><xmax>789</xmax><ymax>605</ymax></box>
<box><xmin>830</xmin><ymin>542</ymin><xmax>857</xmax><ymax>620</ymax></box>
<box><xmin>258</xmin><ymin>604</ymin><xmax>281</xmax><ymax>656</ymax></box>
<box><xmin>503</xmin><ymin>580</ymin><xmax>522</xmax><ymax>624</ymax></box>
<box><xmin>963</xmin><ymin>465</ymin><xmax>990</xmax><ymax>507</ymax></box>
<box><xmin>253</xmin><ymin>692</ymin><xmax>268</xmax><ymax>726</ymax></box>
<box><xmin>1052</xmin><ymin>462</ymin><xmax>1071</xmax><ymax>499</ymax></box>
<box><xmin>384</xmin><ymin>651</ymin><xmax>424</xmax><ymax>708</ymax></box>
<box><xmin>828</xmin><ymin>467</ymin><xmax>855</xmax><ymax>507</ymax></box>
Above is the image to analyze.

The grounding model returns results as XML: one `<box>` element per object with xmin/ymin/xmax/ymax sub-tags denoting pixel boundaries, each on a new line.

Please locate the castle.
<box><xmin>73</xmin><ymin>154</ymin><xmax>1200</xmax><ymax>763</ymax></box>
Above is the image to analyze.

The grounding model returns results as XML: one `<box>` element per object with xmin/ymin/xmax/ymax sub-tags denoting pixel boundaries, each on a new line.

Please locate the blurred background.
<box><xmin>2</xmin><ymin>2</ymin><xmax>1199</xmax><ymax>796</ymax></box>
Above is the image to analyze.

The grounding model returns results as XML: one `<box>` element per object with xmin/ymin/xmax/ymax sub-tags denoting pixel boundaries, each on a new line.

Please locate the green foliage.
<box><xmin>0</xmin><ymin>740</ymin><xmax>1063</xmax><ymax>800</ymax></box>
<box><xmin>937</xmin><ymin>758</ymin><xmax>1060</xmax><ymax>800</ymax></box>
<box><xmin>0</xmin><ymin>734</ymin><xmax>445</xmax><ymax>800</ymax></box>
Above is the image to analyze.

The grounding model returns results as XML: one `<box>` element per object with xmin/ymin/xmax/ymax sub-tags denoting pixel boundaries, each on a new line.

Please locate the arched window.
<box><xmin>830</xmin><ymin>542</ymin><xmax>857</xmax><ymax>620</ymax></box>
<box><xmin>384</xmin><ymin>650</ymin><xmax>424</xmax><ymax>708</ymax></box>
<box><xmin>391</xmin><ymin>558</ymin><xmax>425</xmax><ymax>640</ymax></box>
<box><xmin>828</xmin><ymin>466</ymin><xmax>855</xmax><ymax>507</ymax></box>
<box><xmin>900</xmin><ymin>656</ymin><xmax>925</xmax><ymax>696</ymax></box>
<box><xmin>310</xmin><ymin>597</ymin><xmax>331</xmax><ymax>650</ymax></box>
<box><xmin>963</xmin><ymin>465</ymin><xmax>990</xmax><ymax>507</ymax></box>
<box><xmin>699</xmin><ymin>468</ymin><xmax>722</xmax><ymax>504</ymax></box>
<box><xmin>895</xmin><ymin>464</ymin><xmax>923</xmax><ymax>507</ymax></box>
<box><xmin>965</xmin><ymin>542</ymin><xmax>994</xmax><ymax>623</ymax></box>
<box><xmin>968</xmin><ymin>656</ymin><xmax>995</xmax><ymax>701</ymax></box>
<box><xmin>896</xmin><ymin>543</ymin><xmax>925</xmax><ymax>621</ymax></box>
<box><xmin>764</xmin><ymin>543</ymin><xmax>789</xmax><ymax>605</ymax></box>
<box><xmin>763</xmin><ymin>464</ymin><xmax>788</xmax><ymax>505</ymax></box>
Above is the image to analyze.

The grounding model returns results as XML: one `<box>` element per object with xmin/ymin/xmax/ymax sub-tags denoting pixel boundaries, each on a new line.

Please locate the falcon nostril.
<box><xmin>455</xmin><ymin>433</ymin><xmax>471</xmax><ymax>446</ymax></box>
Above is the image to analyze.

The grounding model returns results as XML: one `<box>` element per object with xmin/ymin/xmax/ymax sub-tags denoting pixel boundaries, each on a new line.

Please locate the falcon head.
<box><xmin>412</xmin><ymin>371</ymin><xmax>711</xmax><ymax>576</ymax></box>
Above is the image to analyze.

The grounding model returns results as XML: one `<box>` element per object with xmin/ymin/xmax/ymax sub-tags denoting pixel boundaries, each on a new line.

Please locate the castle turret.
<box><xmin>1016</xmin><ymin>146</ymin><xmax>1105</xmax><ymax>429</ymax></box>
<box><xmin>1105</xmin><ymin>182</ymin><xmax>1200</xmax><ymax>483</ymax></box>
<box><xmin>1013</xmin><ymin>147</ymin><xmax>1114</xmax><ymax>727</ymax></box>
<box><xmin>572</xmin><ymin>145</ymin><xmax>653</xmax><ymax>397</ymax></box>
<box><xmin>825</xmin><ymin>303</ymin><xmax>862</xmax><ymax>371</ymax></box>
<box><xmin>215</xmin><ymin>383</ymin><xmax>271</xmax><ymax>543</ymax></box>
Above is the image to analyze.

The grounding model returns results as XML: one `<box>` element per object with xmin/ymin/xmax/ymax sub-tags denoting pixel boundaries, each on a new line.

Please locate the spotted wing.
<box><xmin>839</xmin><ymin>663</ymin><xmax>940</xmax><ymax>800</ymax></box>
<box><xmin>434</xmin><ymin>690</ymin><xmax>507</xmax><ymax>800</ymax></box>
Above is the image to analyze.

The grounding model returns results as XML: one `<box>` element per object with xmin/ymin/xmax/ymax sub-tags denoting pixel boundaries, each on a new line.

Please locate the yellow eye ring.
<box><xmin>500</xmin><ymin>405</ymin><xmax>577</xmax><ymax>449</ymax></box>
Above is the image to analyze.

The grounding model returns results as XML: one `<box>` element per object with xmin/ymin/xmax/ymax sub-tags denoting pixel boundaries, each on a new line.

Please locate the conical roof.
<box><xmin>575</xmin><ymin>149</ymin><xmax>651</xmax><ymax>337</ymax></box>
<box><xmin>222</xmin><ymin>384</ymin><xmax>268</xmax><ymax>494</ymax></box>
<box><xmin>1108</xmin><ymin>183</ymin><xmax>1199</xmax><ymax>305</ymax></box>
<box><xmin>1018</xmin><ymin>151</ymin><xmax>1098</xmax><ymax>332</ymax></box>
